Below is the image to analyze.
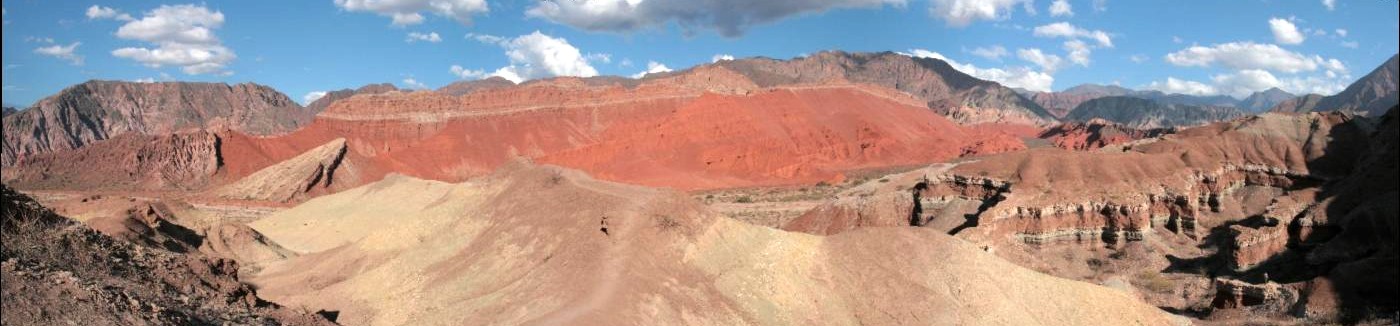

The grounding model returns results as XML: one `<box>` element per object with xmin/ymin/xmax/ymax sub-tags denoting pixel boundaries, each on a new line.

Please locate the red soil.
<box><xmin>216</xmin><ymin>78</ymin><xmax>1023</xmax><ymax>191</ymax></box>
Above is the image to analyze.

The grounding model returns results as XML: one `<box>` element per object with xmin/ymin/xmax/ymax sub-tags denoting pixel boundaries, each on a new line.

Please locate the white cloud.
<box><xmin>1128</xmin><ymin>54</ymin><xmax>1148</xmax><ymax>63</ymax></box>
<box><xmin>528</xmin><ymin>0</ymin><xmax>903</xmax><ymax>37</ymax></box>
<box><xmin>929</xmin><ymin>0</ymin><xmax>1030</xmax><ymax>27</ymax></box>
<box><xmin>1334</xmin><ymin>28</ymin><xmax>1348</xmax><ymax>37</ymax></box>
<box><xmin>402</xmin><ymin>78</ymin><xmax>428</xmax><ymax>89</ymax></box>
<box><xmin>34</xmin><ymin>42</ymin><xmax>84</xmax><ymax>65</ymax></box>
<box><xmin>133</xmin><ymin>78</ymin><xmax>157</xmax><ymax>83</ymax></box>
<box><xmin>110</xmin><ymin>5</ymin><xmax>235</xmax><ymax>75</ymax></box>
<box><xmin>904</xmin><ymin>49</ymin><xmax>1054</xmax><ymax>92</ymax></box>
<box><xmin>1147</xmin><ymin>69</ymin><xmax>1350</xmax><ymax>99</ymax></box>
<box><xmin>1340</xmin><ymin>41</ymin><xmax>1359</xmax><ymax>49</ymax></box>
<box><xmin>335</xmin><ymin>0</ymin><xmax>488</xmax><ymax>26</ymax></box>
<box><xmin>449</xmin><ymin>64</ymin><xmax>488</xmax><ymax>79</ymax></box>
<box><xmin>1092</xmin><ymin>0</ymin><xmax>1108</xmax><ymax>12</ymax></box>
<box><xmin>1048</xmin><ymin>0</ymin><xmax>1073</xmax><ymax>17</ymax></box>
<box><xmin>86</xmin><ymin>5</ymin><xmax>133</xmax><ymax>21</ymax></box>
<box><xmin>1164</xmin><ymin>42</ymin><xmax>1346</xmax><ymax>74</ymax></box>
<box><xmin>711</xmin><ymin>54</ymin><xmax>736</xmax><ymax>62</ymax></box>
<box><xmin>406</xmin><ymin>32</ymin><xmax>442</xmax><ymax>43</ymax></box>
<box><xmin>1211</xmin><ymin>69</ymin><xmax>1280</xmax><ymax>98</ymax></box>
<box><xmin>970</xmin><ymin>45</ymin><xmax>1008</xmax><ymax>60</ymax></box>
<box><xmin>1017</xmin><ymin>48</ymin><xmax>1062</xmax><ymax>72</ymax></box>
<box><xmin>1322</xmin><ymin>0</ymin><xmax>1336</xmax><ymax>10</ymax></box>
<box><xmin>631</xmin><ymin>61</ymin><xmax>673</xmax><ymax>78</ymax></box>
<box><xmin>467</xmin><ymin>33</ymin><xmax>506</xmax><ymax>44</ymax></box>
<box><xmin>468</xmin><ymin>31</ymin><xmax>601</xmax><ymax>83</ymax></box>
<box><xmin>1063</xmin><ymin>39</ymin><xmax>1091</xmax><ymax>66</ymax></box>
<box><xmin>1269</xmin><ymin>17</ymin><xmax>1305</xmax><ymax>45</ymax></box>
<box><xmin>1143</xmin><ymin>77</ymin><xmax>1217</xmax><ymax>96</ymax></box>
<box><xmin>1032</xmin><ymin>22</ymin><xmax>1112</xmax><ymax>47</ymax></box>
<box><xmin>303</xmin><ymin>91</ymin><xmax>328</xmax><ymax>105</ymax></box>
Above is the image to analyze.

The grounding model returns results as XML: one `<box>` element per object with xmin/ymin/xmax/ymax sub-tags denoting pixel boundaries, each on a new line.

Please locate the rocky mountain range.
<box><xmin>2</xmin><ymin>51</ymin><xmax>1397</xmax><ymax>326</ymax></box>
<box><xmin>715</xmin><ymin>51</ymin><xmax>1058</xmax><ymax>126</ymax></box>
<box><xmin>1030</xmin><ymin>84</ymin><xmax>1293</xmax><ymax>118</ymax></box>
<box><xmin>1272</xmin><ymin>54</ymin><xmax>1399</xmax><ymax>116</ymax></box>
<box><xmin>1064</xmin><ymin>96</ymin><xmax>1247</xmax><ymax>128</ymax></box>
<box><xmin>1</xmin><ymin>81</ymin><xmax>313</xmax><ymax>167</ymax></box>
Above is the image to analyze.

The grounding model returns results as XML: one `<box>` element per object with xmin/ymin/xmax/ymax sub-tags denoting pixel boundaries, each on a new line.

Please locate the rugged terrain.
<box><xmin>3</xmin><ymin>66</ymin><xmax>1027</xmax><ymax>195</ymax></box>
<box><xmin>1065</xmin><ymin>96</ymin><xmax>1247</xmax><ymax>129</ymax></box>
<box><xmin>1271</xmin><ymin>54</ymin><xmax>1399</xmax><ymax>116</ymax></box>
<box><xmin>785</xmin><ymin>107</ymin><xmax>1398</xmax><ymax>322</ymax></box>
<box><xmin>716</xmin><ymin>51</ymin><xmax>1058</xmax><ymax>126</ymax></box>
<box><xmin>1</xmin><ymin>184</ymin><xmax>333</xmax><ymax>325</ymax></box>
<box><xmin>245</xmin><ymin>161</ymin><xmax>1182</xmax><ymax>325</ymax></box>
<box><xmin>1</xmin><ymin>81</ymin><xmax>311</xmax><ymax>167</ymax></box>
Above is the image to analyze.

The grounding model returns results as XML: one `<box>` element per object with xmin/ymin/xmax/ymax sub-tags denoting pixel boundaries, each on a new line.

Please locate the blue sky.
<box><xmin>2</xmin><ymin>0</ymin><xmax>1397</xmax><ymax>107</ymax></box>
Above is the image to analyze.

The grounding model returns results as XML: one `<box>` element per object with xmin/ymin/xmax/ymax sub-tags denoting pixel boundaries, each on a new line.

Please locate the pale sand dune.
<box><xmin>249</xmin><ymin>161</ymin><xmax>1183</xmax><ymax>326</ymax></box>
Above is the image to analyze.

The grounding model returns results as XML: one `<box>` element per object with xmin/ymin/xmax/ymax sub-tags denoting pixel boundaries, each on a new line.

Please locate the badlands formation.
<box><xmin>2</xmin><ymin>52</ymin><xmax>1397</xmax><ymax>325</ymax></box>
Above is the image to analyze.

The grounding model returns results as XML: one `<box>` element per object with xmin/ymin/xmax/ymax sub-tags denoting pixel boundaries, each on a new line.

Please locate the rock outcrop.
<box><xmin>213</xmin><ymin>138</ymin><xmax>351</xmax><ymax>203</ymax></box>
<box><xmin>1038</xmin><ymin>119</ymin><xmax>1174</xmax><ymax>150</ymax></box>
<box><xmin>2</xmin><ymin>81</ymin><xmax>309</xmax><ymax>167</ymax></box>
<box><xmin>1</xmin><ymin>131</ymin><xmax>223</xmax><ymax>190</ymax></box>
<box><xmin>0</xmin><ymin>184</ymin><xmax>332</xmax><ymax>325</ymax></box>
<box><xmin>1066</xmin><ymin>96</ymin><xmax>1247</xmax><ymax>129</ymax></box>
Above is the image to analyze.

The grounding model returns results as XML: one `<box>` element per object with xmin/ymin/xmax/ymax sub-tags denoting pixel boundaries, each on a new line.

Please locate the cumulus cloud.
<box><xmin>1092</xmin><ymin>0</ymin><xmax>1108</xmax><ymax>12</ymax></box>
<box><xmin>1147</xmin><ymin>69</ymin><xmax>1350</xmax><ymax>98</ymax></box>
<box><xmin>110</xmin><ymin>4</ymin><xmax>235</xmax><ymax>75</ymax></box>
<box><xmin>711</xmin><ymin>54</ymin><xmax>736</xmax><ymax>62</ymax></box>
<box><xmin>527</xmin><ymin>0</ymin><xmax>903</xmax><ymax>37</ymax></box>
<box><xmin>335</xmin><ymin>0</ymin><xmax>488</xmax><ymax>26</ymax></box>
<box><xmin>1143</xmin><ymin>77</ymin><xmax>1217</xmax><ymax>96</ymax></box>
<box><xmin>1322</xmin><ymin>0</ymin><xmax>1336</xmax><ymax>10</ymax></box>
<box><xmin>1048</xmin><ymin>0</ymin><xmax>1072</xmax><ymax>17</ymax></box>
<box><xmin>970</xmin><ymin>45</ymin><xmax>1008</xmax><ymax>60</ymax></box>
<box><xmin>904</xmin><ymin>49</ymin><xmax>1053</xmax><ymax>92</ymax></box>
<box><xmin>929</xmin><ymin>0</ymin><xmax>1030</xmax><ymax>27</ymax></box>
<box><xmin>1063</xmin><ymin>39</ymin><xmax>1091</xmax><ymax>66</ymax></box>
<box><xmin>1017</xmin><ymin>48</ymin><xmax>1062</xmax><ymax>72</ymax></box>
<box><xmin>1032</xmin><ymin>22</ymin><xmax>1112</xmax><ymax>47</ymax></box>
<box><xmin>402</xmin><ymin>78</ymin><xmax>428</xmax><ymax>89</ymax></box>
<box><xmin>86</xmin><ymin>5</ymin><xmax>133</xmax><ymax>21</ymax></box>
<box><xmin>303</xmin><ymin>91</ymin><xmax>328</xmax><ymax>105</ymax></box>
<box><xmin>34</xmin><ymin>42</ymin><xmax>84</xmax><ymax>65</ymax></box>
<box><xmin>1334</xmin><ymin>29</ymin><xmax>1347</xmax><ymax>37</ymax></box>
<box><xmin>465</xmin><ymin>31</ymin><xmax>602</xmax><ymax>83</ymax></box>
<box><xmin>1340</xmin><ymin>41</ymin><xmax>1359</xmax><ymax>49</ymax></box>
<box><xmin>1164</xmin><ymin>42</ymin><xmax>1346</xmax><ymax>74</ymax></box>
<box><xmin>406</xmin><ymin>31</ymin><xmax>442</xmax><ymax>43</ymax></box>
<box><xmin>1269</xmin><ymin>17</ymin><xmax>1305</xmax><ymax>45</ymax></box>
<box><xmin>449</xmin><ymin>64</ymin><xmax>488</xmax><ymax>79</ymax></box>
<box><xmin>630</xmin><ymin>61</ymin><xmax>673</xmax><ymax>78</ymax></box>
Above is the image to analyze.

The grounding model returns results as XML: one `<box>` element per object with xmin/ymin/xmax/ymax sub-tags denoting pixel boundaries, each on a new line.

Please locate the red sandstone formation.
<box><xmin>1</xmin><ymin>81</ymin><xmax>310</xmax><ymax>167</ymax></box>
<box><xmin>1038</xmin><ymin>119</ymin><xmax>1174</xmax><ymax>150</ymax></box>
<box><xmin>5</xmin><ymin>66</ymin><xmax>1029</xmax><ymax>194</ymax></box>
